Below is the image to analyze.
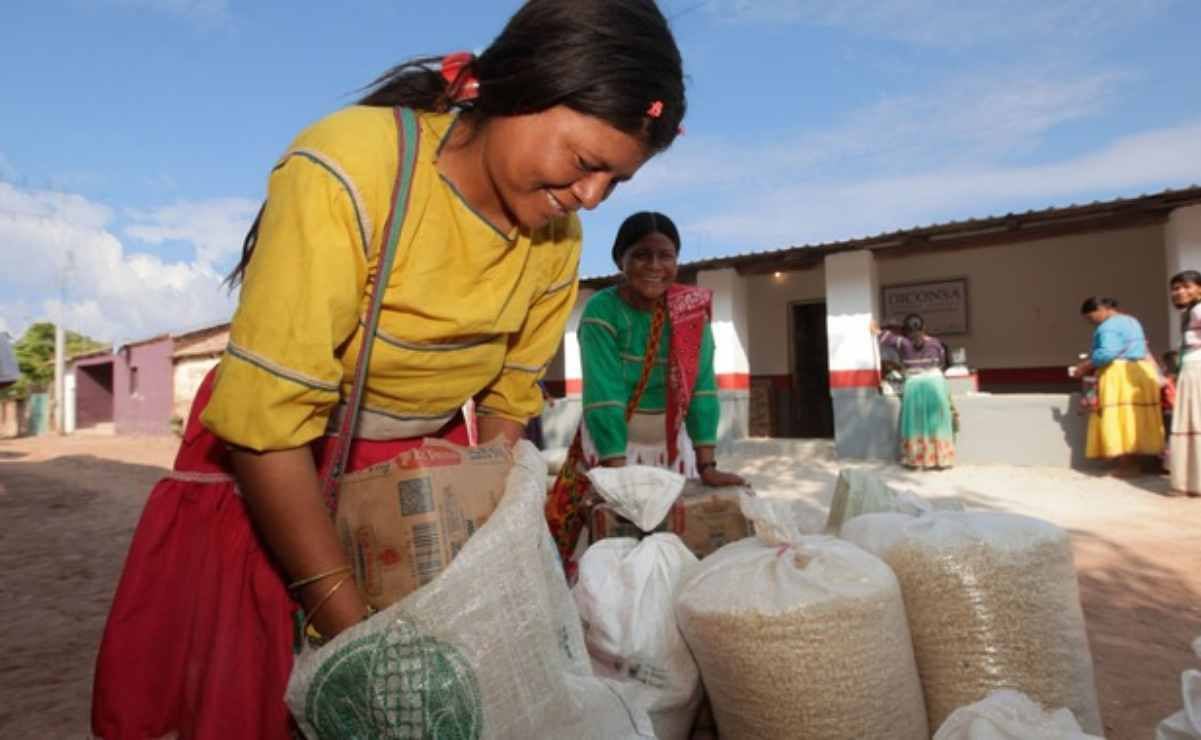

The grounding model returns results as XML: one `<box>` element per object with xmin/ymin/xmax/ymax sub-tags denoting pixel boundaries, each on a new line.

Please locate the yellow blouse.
<box><xmin>201</xmin><ymin>106</ymin><xmax>581</xmax><ymax>451</ymax></box>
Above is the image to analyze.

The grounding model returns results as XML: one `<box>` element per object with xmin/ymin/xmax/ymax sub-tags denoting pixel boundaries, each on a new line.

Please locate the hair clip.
<box><xmin>646</xmin><ymin>100</ymin><xmax>664</xmax><ymax>118</ymax></box>
<box><xmin>441</xmin><ymin>52</ymin><xmax>480</xmax><ymax>103</ymax></box>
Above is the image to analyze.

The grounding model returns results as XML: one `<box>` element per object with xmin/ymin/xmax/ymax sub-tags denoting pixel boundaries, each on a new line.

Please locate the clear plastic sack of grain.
<box><xmin>841</xmin><ymin>511</ymin><xmax>1102</xmax><ymax>736</ymax></box>
<box><xmin>285</xmin><ymin>441</ymin><xmax>654</xmax><ymax>740</ymax></box>
<box><xmin>674</xmin><ymin>496</ymin><xmax>928</xmax><ymax>740</ymax></box>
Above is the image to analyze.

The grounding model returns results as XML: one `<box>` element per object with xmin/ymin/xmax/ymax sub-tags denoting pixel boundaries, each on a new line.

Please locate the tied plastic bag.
<box><xmin>674</xmin><ymin>499</ymin><xmax>928</xmax><ymax>740</ymax></box>
<box><xmin>738</xmin><ymin>492</ymin><xmax>820</xmax><ymax>545</ymax></box>
<box><xmin>934</xmin><ymin>689</ymin><xmax>1103</xmax><ymax>740</ymax></box>
<box><xmin>286</xmin><ymin>441</ymin><xmax>655</xmax><ymax>740</ymax></box>
<box><xmin>841</xmin><ymin>511</ymin><xmax>1102</xmax><ymax>736</ymax></box>
<box><xmin>586</xmin><ymin>465</ymin><xmax>686</xmax><ymax>533</ymax></box>
<box><xmin>574</xmin><ymin>534</ymin><xmax>702</xmax><ymax>740</ymax></box>
<box><xmin>824</xmin><ymin>467</ymin><xmax>964</xmax><ymax>535</ymax></box>
<box><xmin>1156</xmin><ymin>635</ymin><xmax>1201</xmax><ymax>740</ymax></box>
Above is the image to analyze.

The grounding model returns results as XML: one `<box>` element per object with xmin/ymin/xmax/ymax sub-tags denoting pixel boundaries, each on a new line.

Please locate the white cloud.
<box><xmin>625</xmin><ymin>68</ymin><xmax>1122</xmax><ymax>196</ymax></box>
<box><xmin>688</xmin><ymin>120</ymin><xmax>1201</xmax><ymax>249</ymax></box>
<box><xmin>708</xmin><ymin>0</ymin><xmax>1171</xmax><ymax>48</ymax></box>
<box><xmin>126</xmin><ymin>197</ymin><xmax>260</xmax><ymax>267</ymax></box>
<box><xmin>0</xmin><ymin>181</ymin><xmax>240</xmax><ymax>344</ymax></box>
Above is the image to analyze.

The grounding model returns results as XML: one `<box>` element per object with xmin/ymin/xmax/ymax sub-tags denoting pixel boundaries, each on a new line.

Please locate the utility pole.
<box><xmin>54</xmin><ymin>324</ymin><xmax>65</xmax><ymax>434</ymax></box>
<box><xmin>52</xmin><ymin>250</ymin><xmax>75</xmax><ymax>435</ymax></box>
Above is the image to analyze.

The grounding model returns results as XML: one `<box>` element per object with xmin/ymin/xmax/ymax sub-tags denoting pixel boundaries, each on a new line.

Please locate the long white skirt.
<box><xmin>1170</xmin><ymin>356</ymin><xmax>1201</xmax><ymax>495</ymax></box>
<box><xmin>580</xmin><ymin>411</ymin><xmax>699</xmax><ymax>479</ymax></box>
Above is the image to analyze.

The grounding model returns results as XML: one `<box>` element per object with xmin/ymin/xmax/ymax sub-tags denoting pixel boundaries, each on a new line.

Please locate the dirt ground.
<box><xmin>1</xmin><ymin>434</ymin><xmax>1198</xmax><ymax>739</ymax></box>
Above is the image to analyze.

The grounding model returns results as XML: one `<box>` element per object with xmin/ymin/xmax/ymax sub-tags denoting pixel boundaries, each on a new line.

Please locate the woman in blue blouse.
<box><xmin>1071</xmin><ymin>296</ymin><xmax>1164</xmax><ymax>476</ymax></box>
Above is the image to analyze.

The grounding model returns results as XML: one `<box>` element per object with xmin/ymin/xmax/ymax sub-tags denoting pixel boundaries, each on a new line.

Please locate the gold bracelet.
<box><xmin>301</xmin><ymin>575</ymin><xmax>352</xmax><ymax>634</ymax></box>
<box><xmin>288</xmin><ymin>566</ymin><xmax>352</xmax><ymax>592</ymax></box>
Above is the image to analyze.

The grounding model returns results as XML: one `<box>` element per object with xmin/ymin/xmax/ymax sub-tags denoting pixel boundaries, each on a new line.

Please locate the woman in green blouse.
<box><xmin>579</xmin><ymin>211</ymin><xmax>745</xmax><ymax>484</ymax></box>
<box><xmin>545</xmin><ymin>212</ymin><xmax>745</xmax><ymax>570</ymax></box>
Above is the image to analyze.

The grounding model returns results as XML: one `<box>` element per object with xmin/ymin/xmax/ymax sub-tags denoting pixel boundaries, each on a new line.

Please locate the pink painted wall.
<box><xmin>114</xmin><ymin>337</ymin><xmax>174</xmax><ymax>435</ymax></box>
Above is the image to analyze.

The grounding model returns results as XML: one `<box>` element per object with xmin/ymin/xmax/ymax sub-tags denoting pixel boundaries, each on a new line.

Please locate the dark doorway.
<box><xmin>77</xmin><ymin>362</ymin><xmax>115</xmax><ymax>428</ymax></box>
<box><xmin>791</xmin><ymin>302</ymin><xmax>834</xmax><ymax>438</ymax></box>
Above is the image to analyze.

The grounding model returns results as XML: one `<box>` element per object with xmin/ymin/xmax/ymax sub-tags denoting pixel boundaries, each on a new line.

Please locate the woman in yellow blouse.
<box><xmin>91</xmin><ymin>3</ymin><xmax>686</xmax><ymax>738</ymax></box>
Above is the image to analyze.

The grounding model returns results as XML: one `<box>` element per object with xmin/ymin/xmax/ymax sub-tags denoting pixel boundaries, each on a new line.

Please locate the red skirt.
<box><xmin>91</xmin><ymin>369</ymin><xmax>468</xmax><ymax>740</ymax></box>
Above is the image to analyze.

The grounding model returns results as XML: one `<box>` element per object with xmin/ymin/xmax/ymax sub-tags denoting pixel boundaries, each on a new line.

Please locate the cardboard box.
<box><xmin>591</xmin><ymin>483</ymin><xmax>752</xmax><ymax>559</ymax></box>
<box><xmin>336</xmin><ymin>438</ymin><xmax>513</xmax><ymax>609</ymax></box>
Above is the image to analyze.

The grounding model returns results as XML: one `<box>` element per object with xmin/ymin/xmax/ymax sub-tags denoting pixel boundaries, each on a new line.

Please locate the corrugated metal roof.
<box><xmin>581</xmin><ymin>184</ymin><xmax>1201</xmax><ymax>286</ymax></box>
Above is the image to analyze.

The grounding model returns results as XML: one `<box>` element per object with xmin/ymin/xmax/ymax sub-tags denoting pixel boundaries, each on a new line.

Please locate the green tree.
<box><xmin>1</xmin><ymin>323</ymin><xmax>108</xmax><ymax>399</ymax></box>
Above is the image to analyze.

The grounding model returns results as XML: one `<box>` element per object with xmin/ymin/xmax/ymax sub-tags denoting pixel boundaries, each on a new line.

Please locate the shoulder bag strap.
<box><xmin>317</xmin><ymin>106</ymin><xmax>421</xmax><ymax>514</ymax></box>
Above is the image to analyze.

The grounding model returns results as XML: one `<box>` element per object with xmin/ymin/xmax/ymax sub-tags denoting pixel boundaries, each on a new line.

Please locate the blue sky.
<box><xmin>2</xmin><ymin>0</ymin><xmax>1200</xmax><ymax>344</ymax></box>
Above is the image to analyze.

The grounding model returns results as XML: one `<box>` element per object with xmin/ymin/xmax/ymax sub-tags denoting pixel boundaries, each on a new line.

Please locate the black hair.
<box><xmin>228</xmin><ymin>0</ymin><xmax>686</xmax><ymax>288</ymax></box>
<box><xmin>1170</xmin><ymin>270</ymin><xmax>1201</xmax><ymax>288</ymax></box>
<box><xmin>612</xmin><ymin>211</ymin><xmax>680</xmax><ymax>268</ymax></box>
<box><xmin>902</xmin><ymin>313</ymin><xmax>925</xmax><ymax>335</ymax></box>
<box><xmin>1080</xmin><ymin>296</ymin><xmax>1119</xmax><ymax>314</ymax></box>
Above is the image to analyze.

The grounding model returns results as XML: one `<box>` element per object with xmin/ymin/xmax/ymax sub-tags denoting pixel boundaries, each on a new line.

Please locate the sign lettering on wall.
<box><xmin>881</xmin><ymin>277</ymin><xmax>969</xmax><ymax>335</ymax></box>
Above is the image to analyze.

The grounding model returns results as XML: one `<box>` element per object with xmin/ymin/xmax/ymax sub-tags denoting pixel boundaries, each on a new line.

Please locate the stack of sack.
<box><xmin>573</xmin><ymin>466</ymin><xmax>703</xmax><ymax>739</ymax></box>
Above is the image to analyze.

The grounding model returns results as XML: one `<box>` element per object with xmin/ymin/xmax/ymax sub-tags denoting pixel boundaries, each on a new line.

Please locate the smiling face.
<box><xmin>1170</xmin><ymin>279</ymin><xmax>1201</xmax><ymax>308</ymax></box>
<box><xmin>620</xmin><ymin>232</ymin><xmax>679</xmax><ymax>304</ymax></box>
<box><xmin>477</xmin><ymin>105</ymin><xmax>650</xmax><ymax>232</ymax></box>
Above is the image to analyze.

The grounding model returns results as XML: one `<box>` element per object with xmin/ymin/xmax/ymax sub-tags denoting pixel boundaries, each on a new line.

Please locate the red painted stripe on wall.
<box><xmin>977</xmin><ymin>366</ymin><xmax>1074</xmax><ymax>385</ymax></box>
<box><xmin>829</xmin><ymin>369</ymin><xmax>881</xmax><ymax>389</ymax></box>
<box><xmin>551</xmin><ymin>374</ymin><xmax>751</xmax><ymax>396</ymax></box>
<box><xmin>716</xmin><ymin>373</ymin><xmax>750</xmax><ymax>390</ymax></box>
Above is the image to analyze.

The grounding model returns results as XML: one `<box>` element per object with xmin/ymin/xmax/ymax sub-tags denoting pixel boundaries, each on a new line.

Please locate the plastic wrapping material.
<box><xmin>286</xmin><ymin>441</ymin><xmax>654</xmax><ymax>740</ymax></box>
<box><xmin>841</xmin><ymin>511</ymin><xmax>1102</xmax><ymax>735</ymax></box>
<box><xmin>934</xmin><ymin>689</ymin><xmax>1103</xmax><ymax>740</ymax></box>
<box><xmin>674</xmin><ymin>535</ymin><xmax>928</xmax><ymax>740</ymax></box>
<box><xmin>586</xmin><ymin>465</ymin><xmax>685</xmax><ymax>533</ymax></box>
<box><xmin>574</xmin><ymin>534</ymin><xmax>702</xmax><ymax>740</ymax></box>
<box><xmin>824</xmin><ymin>467</ymin><xmax>965</xmax><ymax>535</ymax></box>
<box><xmin>1155</xmin><ymin>635</ymin><xmax>1201</xmax><ymax>739</ymax></box>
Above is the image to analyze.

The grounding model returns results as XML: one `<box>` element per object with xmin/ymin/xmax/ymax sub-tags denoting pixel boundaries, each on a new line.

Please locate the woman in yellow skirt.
<box><xmin>1072</xmin><ymin>296</ymin><xmax>1164</xmax><ymax>476</ymax></box>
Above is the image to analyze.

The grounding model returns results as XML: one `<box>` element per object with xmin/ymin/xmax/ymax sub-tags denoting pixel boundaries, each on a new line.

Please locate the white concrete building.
<box><xmin>543</xmin><ymin>187</ymin><xmax>1201</xmax><ymax>466</ymax></box>
<box><xmin>171</xmin><ymin>323</ymin><xmax>230</xmax><ymax>425</ymax></box>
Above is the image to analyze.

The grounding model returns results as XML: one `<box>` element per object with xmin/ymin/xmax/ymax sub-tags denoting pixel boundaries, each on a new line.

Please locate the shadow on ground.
<box><xmin>0</xmin><ymin>455</ymin><xmax>168</xmax><ymax>738</ymax></box>
<box><xmin>1066</xmin><ymin>528</ymin><xmax>1200</xmax><ymax>739</ymax></box>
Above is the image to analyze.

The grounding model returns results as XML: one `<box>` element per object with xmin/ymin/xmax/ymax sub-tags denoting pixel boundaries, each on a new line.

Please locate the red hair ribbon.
<box><xmin>646</xmin><ymin>100</ymin><xmax>664</xmax><ymax>118</ymax></box>
<box><xmin>441</xmin><ymin>52</ymin><xmax>480</xmax><ymax>103</ymax></box>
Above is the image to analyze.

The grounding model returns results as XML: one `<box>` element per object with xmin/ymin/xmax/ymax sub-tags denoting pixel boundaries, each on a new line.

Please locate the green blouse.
<box><xmin>579</xmin><ymin>287</ymin><xmax>719</xmax><ymax>460</ymax></box>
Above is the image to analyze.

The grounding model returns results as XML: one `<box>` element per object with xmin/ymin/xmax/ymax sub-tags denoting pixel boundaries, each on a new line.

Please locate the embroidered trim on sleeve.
<box><xmin>225</xmin><ymin>341</ymin><xmax>340</xmax><ymax>393</ymax></box>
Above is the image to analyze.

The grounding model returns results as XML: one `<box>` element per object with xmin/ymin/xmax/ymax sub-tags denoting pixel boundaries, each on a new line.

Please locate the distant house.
<box><xmin>65</xmin><ymin>322</ymin><xmax>230</xmax><ymax>436</ymax></box>
<box><xmin>171</xmin><ymin>323</ymin><xmax>230</xmax><ymax>424</ymax></box>
<box><xmin>114</xmin><ymin>335</ymin><xmax>175</xmax><ymax>435</ymax></box>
